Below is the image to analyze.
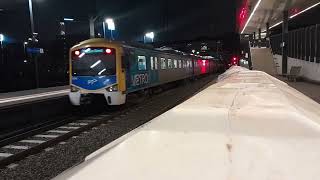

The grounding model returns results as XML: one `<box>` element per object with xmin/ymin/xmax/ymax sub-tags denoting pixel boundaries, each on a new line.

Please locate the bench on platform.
<box><xmin>285</xmin><ymin>66</ymin><xmax>302</xmax><ymax>82</ymax></box>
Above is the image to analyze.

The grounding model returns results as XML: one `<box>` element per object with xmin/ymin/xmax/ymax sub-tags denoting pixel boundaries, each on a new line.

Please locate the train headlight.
<box><xmin>106</xmin><ymin>84</ymin><xmax>118</xmax><ymax>92</ymax></box>
<box><xmin>71</xmin><ymin>85</ymin><xmax>80</xmax><ymax>92</ymax></box>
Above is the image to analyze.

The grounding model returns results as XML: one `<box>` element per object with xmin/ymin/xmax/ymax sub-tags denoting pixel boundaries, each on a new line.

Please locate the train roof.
<box><xmin>71</xmin><ymin>38</ymin><xmax>213</xmax><ymax>59</ymax></box>
<box><xmin>54</xmin><ymin>66</ymin><xmax>320</xmax><ymax>180</ymax></box>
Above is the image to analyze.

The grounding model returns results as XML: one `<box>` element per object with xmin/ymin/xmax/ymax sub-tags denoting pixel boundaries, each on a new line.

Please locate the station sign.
<box><xmin>27</xmin><ymin>47</ymin><xmax>44</xmax><ymax>54</ymax></box>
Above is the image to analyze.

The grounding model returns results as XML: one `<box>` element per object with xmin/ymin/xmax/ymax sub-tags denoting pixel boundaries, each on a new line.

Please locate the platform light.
<box><xmin>290</xmin><ymin>2</ymin><xmax>320</xmax><ymax>19</ymax></box>
<box><xmin>145</xmin><ymin>32</ymin><xmax>154</xmax><ymax>39</ymax></box>
<box><xmin>105</xmin><ymin>18</ymin><xmax>115</xmax><ymax>31</ymax></box>
<box><xmin>241</xmin><ymin>0</ymin><xmax>262</xmax><ymax>34</ymax></box>
<box><xmin>144</xmin><ymin>32</ymin><xmax>155</xmax><ymax>43</ymax></box>
<box><xmin>270</xmin><ymin>2</ymin><xmax>320</xmax><ymax>29</ymax></box>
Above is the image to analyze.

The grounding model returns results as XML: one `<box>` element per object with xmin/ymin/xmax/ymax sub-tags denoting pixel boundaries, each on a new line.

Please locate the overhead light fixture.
<box><xmin>241</xmin><ymin>0</ymin><xmax>262</xmax><ymax>34</ymax></box>
<box><xmin>290</xmin><ymin>2</ymin><xmax>320</xmax><ymax>19</ymax></box>
<box><xmin>270</xmin><ymin>2</ymin><xmax>320</xmax><ymax>29</ymax></box>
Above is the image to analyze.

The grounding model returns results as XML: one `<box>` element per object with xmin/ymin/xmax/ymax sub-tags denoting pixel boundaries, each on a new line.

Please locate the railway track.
<box><xmin>0</xmin><ymin>75</ymin><xmax>216</xmax><ymax>172</ymax></box>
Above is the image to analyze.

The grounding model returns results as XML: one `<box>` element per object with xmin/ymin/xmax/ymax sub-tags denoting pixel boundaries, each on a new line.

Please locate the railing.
<box><xmin>270</xmin><ymin>24</ymin><xmax>320</xmax><ymax>63</ymax></box>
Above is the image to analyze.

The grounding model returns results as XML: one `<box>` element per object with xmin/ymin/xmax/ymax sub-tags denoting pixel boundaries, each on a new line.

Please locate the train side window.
<box><xmin>179</xmin><ymin>60</ymin><xmax>182</xmax><ymax>68</ymax></box>
<box><xmin>173</xmin><ymin>60</ymin><xmax>178</xmax><ymax>68</ymax></box>
<box><xmin>168</xmin><ymin>59</ymin><xmax>172</xmax><ymax>69</ymax></box>
<box><xmin>138</xmin><ymin>56</ymin><xmax>147</xmax><ymax>71</ymax></box>
<box><xmin>150</xmin><ymin>56</ymin><xmax>154</xmax><ymax>70</ymax></box>
<box><xmin>154</xmin><ymin>57</ymin><xmax>158</xmax><ymax>70</ymax></box>
<box><xmin>161</xmin><ymin>58</ymin><xmax>166</xmax><ymax>69</ymax></box>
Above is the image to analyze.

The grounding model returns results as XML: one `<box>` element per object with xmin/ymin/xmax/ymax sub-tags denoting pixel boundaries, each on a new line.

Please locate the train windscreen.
<box><xmin>72</xmin><ymin>48</ymin><xmax>116</xmax><ymax>76</ymax></box>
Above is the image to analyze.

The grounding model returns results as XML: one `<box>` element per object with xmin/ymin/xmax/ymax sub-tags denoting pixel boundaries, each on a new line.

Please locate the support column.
<box><xmin>266</xmin><ymin>23</ymin><xmax>270</xmax><ymax>38</ymax></box>
<box><xmin>266</xmin><ymin>22</ymin><xmax>270</xmax><ymax>48</ymax></box>
<box><xmin>282</xmin><ymin>10</ymin><xmax>289</xmax><ymax>74</ymax></box>
<box><xmin>258</xmin><ymin>28</ymin><xmax>262</xmax><ymax>47</ymax></box>
<box><xmin>253</xmin><ymin>32</ymin><xmax>256</xmax><ymax>47</ymax></box>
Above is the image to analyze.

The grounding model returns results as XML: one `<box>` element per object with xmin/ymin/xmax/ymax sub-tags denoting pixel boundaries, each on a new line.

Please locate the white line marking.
<box><xmin>3</xmin><ymin>145</ymin><xmax>29</xmax><ymax>150</ymax></box>
<box><xmin>7</xmin><ymin>163</ymin><xmax>18</xmax><ymax>169</ymax></box>
<box><xmin>0</xmin><ymin>153</ymin><xmax>13</xmax><ymax>157</ymax></box>
<box><xmin>20</xmin><ymin>140</ymin><xmax>45</xmax><ymax>144</ymax></box>
<box><xmin>35</xmin><ymin>134</ymin><xmax>59</xmax><ymax>138</ymax></box>
<box><xmin>47</xmin><ymin>130</ymin><xmax>70</xmax><ymax>134</ymax></box>
<box><xmin>0</xmin><ymin>90</ymin><xmax>69</xmax><ymax>104</ymax></box>
<box><xmin>69</xmin><ymin>123</ymin><xmax>88</xmax><ymax>126</ymax></box>
<box><xmin>78</xmin><ymin>120</ymin><xmax>93</xmax><ymax>123</ymax></box>
<box><xmin>45</xmin><ymin>148</ymin><xmax>54</xmax><ymax>152</ymax></box>
<box><xmin>59</xmin><ymin>126</ymin><xmax>80</xmax><ymax>130</ymax></box>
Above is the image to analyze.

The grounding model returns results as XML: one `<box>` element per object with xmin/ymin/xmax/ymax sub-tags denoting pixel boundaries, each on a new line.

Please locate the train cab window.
<box><xmin>138</xmin><ymin>56</ymin><xmax>147</xmax><ymax>71</ymax></box>
<box><xmin>150</xmin><ymin>57</ymin><xmax>154</xmax><ymax>70</ymax></box>
<box><xmin>161</xmin><ymin>58</ymin><xmax>166</xmax><ymax>69</ymax></box>
<box><xmin>173</xmin><ymin>60</ymin><xmax>178</xmax><ymax>68</ymax></box>
<box><xmin>179</xmin><ymin>60</ymin><xmax>182</xmax><ymax>68</ymax></box>
<box><xmin>154</xmin><ymin>57</ymin><xmax>158</xmax><ymax>70</ymax></box>
<box><xmin>168</xmin><ymin>59</ymin><xmax>173</xmax><ymax>69</ymax></box>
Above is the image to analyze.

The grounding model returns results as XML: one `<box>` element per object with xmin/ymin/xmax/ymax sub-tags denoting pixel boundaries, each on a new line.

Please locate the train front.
<box><xmin>69</xmin><ymin>40</ymin><xmax>126</xmax><ymax>106</ymax></box>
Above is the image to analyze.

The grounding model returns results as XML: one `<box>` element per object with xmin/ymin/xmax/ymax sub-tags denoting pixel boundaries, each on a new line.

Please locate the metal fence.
<box><xmin>270</xmin><ymin>24</ymin><xmax>320</xmax><ymax>63</ymax></box>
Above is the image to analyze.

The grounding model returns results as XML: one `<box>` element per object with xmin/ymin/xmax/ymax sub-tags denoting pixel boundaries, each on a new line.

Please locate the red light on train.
<box><xmin>106</xmin><ymin>48</ymin><xmax>112</xmax><ymax>54</ymax></box>
<box><xmin>74</xmin><ymin>50</ymin><xmax>80</xmax><ymax>56</ymax></box>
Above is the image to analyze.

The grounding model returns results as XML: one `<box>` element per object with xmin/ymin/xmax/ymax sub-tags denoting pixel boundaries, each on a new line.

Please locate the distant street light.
<box><xmin>103</xmin><ymin>18</ymin><xmax>115</xmax><ymax>40</ymax></box>
<box><xmin>0</xmin><ymin>34</ymin><xmax>4</xmax><ymax>42</ymax></box>
<box><xmin>63</xmin><ymin>18</ymin><xmax>74</xmax><ymax>22</ymax></box>
<box><xmin>144</xmin><ymin>32</ymin><xmax>155</xmax><ymax>43</ymax></box>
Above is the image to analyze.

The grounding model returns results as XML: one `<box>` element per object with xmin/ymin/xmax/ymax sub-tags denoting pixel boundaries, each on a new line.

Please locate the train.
<box><xmin>69</xmin><ymin>38</ymin><xmax>223</xmax><ymax>106</ymax></box>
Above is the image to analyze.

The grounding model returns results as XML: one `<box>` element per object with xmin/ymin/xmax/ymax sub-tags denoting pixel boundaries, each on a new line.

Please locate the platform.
<box><xmin>0</xmin><ymin>86</ymin><xmax>69</xmax><ymax>108</ymax></box>
<box><xmin>55</xmin><ymin>67</ymin><xmax>320</xmax><ymax>180</ymax></box>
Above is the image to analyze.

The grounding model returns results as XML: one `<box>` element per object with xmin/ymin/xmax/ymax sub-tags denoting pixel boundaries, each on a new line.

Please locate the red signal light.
<box><xmin>106</xmin><ymin>48</ymin><xmax>112</xmax><ymax>54</ymax></box>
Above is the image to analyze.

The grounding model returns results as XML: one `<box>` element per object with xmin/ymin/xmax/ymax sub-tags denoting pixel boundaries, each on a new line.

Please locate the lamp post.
<box><xmin>28</xmin><ymin>0</ymin><xmax>36</xmax><ymax>42</ymax></box>
<box><xmin>144</xmin><ymin>32</ymin><xmax>154</xmax><ymax>43</ymax></box>
<box><xmin>28</xmin><ymin>0</ymin><xmax>41</xmax><ymax>88</ymax></box>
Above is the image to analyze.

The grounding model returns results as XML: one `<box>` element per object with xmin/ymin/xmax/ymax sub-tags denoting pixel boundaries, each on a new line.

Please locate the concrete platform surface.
<box><xmin>54</xmin><ymin>67</ymin><xmax>320</xmax><ymax>180</ymax></box>
<box><xmin>0</xmin><ymin>86</ymin><xmax>69</xmax><ymax>107</ymax></box>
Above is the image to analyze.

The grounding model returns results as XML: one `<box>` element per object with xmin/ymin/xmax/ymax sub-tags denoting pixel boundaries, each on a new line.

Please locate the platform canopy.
<box><xmin>241</xmin><ymin>0</ymin><xmax>320</xmax><ymax>34</ymax></box>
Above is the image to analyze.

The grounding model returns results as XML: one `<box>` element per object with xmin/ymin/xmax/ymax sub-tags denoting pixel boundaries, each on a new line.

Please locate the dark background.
<box><xmin>0</xmin><ymin>0</ymin><xmax>239</xmax><ymax>92</ymax></box>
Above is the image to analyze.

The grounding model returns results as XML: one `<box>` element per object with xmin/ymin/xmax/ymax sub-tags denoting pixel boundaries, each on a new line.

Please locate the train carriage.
<box><xmin>69</xmin><ymin>38</ymin><xmax>218</xmax><ymax>106</ymax></box>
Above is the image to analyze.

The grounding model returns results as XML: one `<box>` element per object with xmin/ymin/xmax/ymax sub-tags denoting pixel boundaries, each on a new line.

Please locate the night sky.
<box><xmin>0</xmin><ymin>0</ymin><xmax>237</xmax><ymax>43</ymax></box>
